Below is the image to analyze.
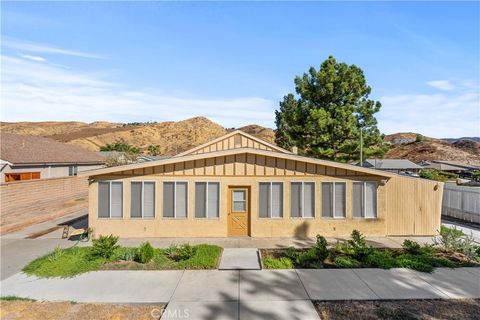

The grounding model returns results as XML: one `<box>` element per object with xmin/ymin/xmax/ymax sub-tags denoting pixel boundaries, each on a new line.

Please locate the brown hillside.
<box><xmin>385</xmin><ymin>134</ymin><xmax>480</xmax><ymax>166</ymax></box>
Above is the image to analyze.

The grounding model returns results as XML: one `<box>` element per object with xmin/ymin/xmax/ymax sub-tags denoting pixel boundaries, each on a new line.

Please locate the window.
<box><xmin>232</xmin><ymin>190</ymin><xmax>246</xmax><ymax>212</ymax></box>
<box><xmin>195</xmin><ymin>182</ymin><xmax>220</xmax><ymax>218</ymax></box>
<box><xmin>259</xmin><ymin>182</ymin><xmax>283</xmax><ymax>218</ymax></box>
<box><xmin>353</xmin><ymin>182</ymin><xmax>377</xmax><ymax>218</ymax></box>
<box><xmin>68</xmin><ymin>165</ymin><xmax>78</xmax><ymax>176</ymax></box>
<box><xmin>321</xmin><ymin>182</ymin><xmax>346</xmax><ymax>218</ymax></box>
<box><xmin>291</xmin><ymin>182</ymin><xmax>315</xmax><ymax>218</ymax></box>
<box><xmin>163</xmin><ymin>182</ymin><xmax>188</xmax><ymax>218</ymax></box>
<box><xmin>5</xmin><ymin>172</ymin><xmax>40</xmax><ymax>182</ymax></box>
<box><xmin>131</xmin><ymin>182</ymin><xmax>155</xmax><ymax>218</ymax></box>
<box><xmin>98</xmin><ymin>181</ymin><xmax>123</xmax><ymax>218</ymax></box>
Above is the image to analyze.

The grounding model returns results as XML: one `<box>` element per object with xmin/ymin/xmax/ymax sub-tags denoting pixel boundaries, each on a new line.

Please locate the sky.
<box><xmin>1</xmin><ymin>1</ymin><xmax>479</xmax><ymax>138</ymax></box>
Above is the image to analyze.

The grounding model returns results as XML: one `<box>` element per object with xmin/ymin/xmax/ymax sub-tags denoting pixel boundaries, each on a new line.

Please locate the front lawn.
<box><xmin>261</xmin><ymin>228</ymin><xmax>480</xmax><ymax>272</ymax></box>
<box><xmin>23</xmin><ymin>237</ymin><xmax>222</xmax><ymax>278</ymax></box>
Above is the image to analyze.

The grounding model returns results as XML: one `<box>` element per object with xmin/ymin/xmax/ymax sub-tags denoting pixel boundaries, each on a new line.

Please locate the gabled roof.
<box><xmin>175</xmin><ymin>130</ymin><xmax>292</xmax><ymax>157</ymax></box>
<box><xmin>1</xmin><ymin>133</ymin><xmax>104</xmax><ymax>165</ymax></box>
<box><xmin>81</xmin><ymin>147</ymin><xmax>397</xmax><ymax>178</ymax></box>
<box><xmin>361</xmin><ymin>159</ymin><xmax>422</xmax><ymax>170</ymax></box>
<box><xmin>432</xmin><ymin>160</ymin><xmax>479</xmax><ymax>170</ymax></box>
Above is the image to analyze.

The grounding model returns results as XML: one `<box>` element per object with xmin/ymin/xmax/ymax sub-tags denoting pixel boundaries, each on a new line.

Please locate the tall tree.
<box><xmin>275</xmin><ymin>56</ymin><xmax>386</xmax><ymax>162</ymax></box>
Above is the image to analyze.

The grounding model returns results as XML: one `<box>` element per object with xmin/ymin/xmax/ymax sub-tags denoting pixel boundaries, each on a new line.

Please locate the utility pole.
<box><xmin>360</xmin><ymin>127</ymin><xmax>363</xmax><ymax>166</ymax></box>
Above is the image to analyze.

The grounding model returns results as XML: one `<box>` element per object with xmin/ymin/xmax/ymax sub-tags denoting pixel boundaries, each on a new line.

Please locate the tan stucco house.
<box><xmin>82</xmin><ymin>131</ymin><xmax>443</xmax><ymax>238</ymax></box>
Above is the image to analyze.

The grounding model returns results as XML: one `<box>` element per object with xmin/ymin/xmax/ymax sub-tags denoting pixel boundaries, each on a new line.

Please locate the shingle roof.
<box><xmin>1</xmin><ymin>133</ymin><xmax>104</xmax><ymax>165</ymax></box>
<box><xmin>362</xmin><ymin>159</ymin><xmax>422</xmax><ymax>170</ymax></box>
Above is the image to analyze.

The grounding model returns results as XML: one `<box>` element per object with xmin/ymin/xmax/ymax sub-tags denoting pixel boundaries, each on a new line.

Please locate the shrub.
<box><xmin>48</xmin><ymin>246</ymin><xmax>65</xmax><ymax>262</ymax></box>
<box><xmin>135</xmin><ymin>242</ymin><xmax>154</xmax><ymax>263</ymax></box>
<box><xmin>90</xmin><ymin>235</ymin><xmax>119</xmax><ymax>259</ymax></box>
<box><xmin>348</xmin><ymin>230</ymin><xmax>373</xmax><ymax>260</ymax></box>
<box><xmin>297</xmin><ymin>248</ymin><xmax>320</xmax><ymax>268</ymax></box>
<box><xmin>312</xmin><ymin>235</ymin><xmax>329</xmax><ymax>261</ymax></box>
<box><xmin>333</xmin><ymin>256</ymin><xmax>361</xmax><ymax>268</ymax></box>
<box><xmin>396</xmin><ymin>254</ymin><xmax>433</xmax><ymax>272</ymax></box>
<box><xmin>118</xmin><ymin>247</ymin><xmax>137</xmax><ymax>261</ymax></box>
<box><xmin>166</xmin><ymin>243</ymin><xmax>197</xmax><ymax>261</ymax></box>
<box><xmin>263</xmin><ymin>257</ymin><xmax>294</xmax><ymax>269</ymax></box>
<box><xmin>402</xmin><ymin>240</ymin><xmax>422</xmax><ymax>255</ymax></box>
<box><xmin>415</xmin><ymin>134</ymin><xmax>424</xmax><ymax>143</ymax></box>
<box><xmin>365</xmin><ymin>250</ymin><xmax>399</xmax><ymax>269</ymax></box>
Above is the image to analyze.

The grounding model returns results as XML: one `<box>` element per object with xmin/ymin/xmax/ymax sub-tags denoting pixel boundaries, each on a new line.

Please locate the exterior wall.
<box><xmin>88</xmin><ymin>154</ymin><xmax>442</xmax><ymax>238</ymax></box>
<box><xmin>0</xmin><ymin>164</ymin><xmax>103</xmax><ymax>182</ymax></box>
<box><xmin>0</xmin><ymin>176</ymin><xmax>89</xmax><ymax>234</ymax></box>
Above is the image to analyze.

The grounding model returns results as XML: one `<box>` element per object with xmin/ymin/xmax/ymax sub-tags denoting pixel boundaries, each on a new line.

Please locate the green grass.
<box><xmin>23</xmin><ymin>247</ymin><xmax>106</xmax><ymax>278</ymax></box>
<box><xmin>0</xmin><ymin>296</ymin><xmax>36</xmax><ymax>302</ymax></box>
<box><xmin>23</xmin><ymin>244</ymin><xmax>222</xmax><ymax>278</ymax></box>
<box><xmin>263</xmin><ymin>256</ymin><xmax>294</xmax><ymax>269</ymax></box>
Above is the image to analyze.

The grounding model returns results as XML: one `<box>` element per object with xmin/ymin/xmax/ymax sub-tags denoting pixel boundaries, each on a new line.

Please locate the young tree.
<box><xmin>275</xmin><ymin>56</ymin><xmax>386</xmax><ymax>161</ymax></box>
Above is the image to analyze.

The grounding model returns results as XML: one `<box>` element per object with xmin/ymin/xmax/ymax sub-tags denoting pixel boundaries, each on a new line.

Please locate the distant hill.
<box><xmin>442</xmin><ymin>137</ymin><xmax>480</xmax><ymax>143</ymax></box>
<box><xmin>1</xmin><ymin>119</ymin><xmax>478</xmax><ymax>165</ymax></box>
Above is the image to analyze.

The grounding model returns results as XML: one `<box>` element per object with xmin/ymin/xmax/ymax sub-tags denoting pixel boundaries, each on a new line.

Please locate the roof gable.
<box><xmin>82</xmin><ymin>147</ymin><xmax>396</xmax><ymax>178</ymax></box>
<box><xmin>175</xmin><ymin>130</ymin><xmax>292</xmax><ymax>157</ymax></box>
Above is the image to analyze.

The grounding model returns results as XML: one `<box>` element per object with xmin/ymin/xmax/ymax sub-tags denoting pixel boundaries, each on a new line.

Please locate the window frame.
<box><xmin>68</xmin><ymin>165</ymin><xmax>78</xmax><ymax>176</ymax></box>
<box><xmin>352</xmin><ymin>181</ymin><xmax>378</xmax><ymax>219</ymax></box>
<box><xmin>130</xmin><ymin>180</ymin><xmax>156</xmax><ymax>219</ymax></box>
<box><xmin>258</xmin><ymin>182</ymin><xmax>284</xmax><ymax>219</ymax></box>
<box><xmin>194</xmin><ymin>181</ymin><xmax>221</xmax><ymax>219</ymax></box>
<box><xmin>290</xmin><ymin>181</ymin><xmax>316</xmax><ymax>219</ymax></box>
<box><xmin>321</xmin><ymin>181</ymin><xmax>346</xmax><ymax>219</ymax></box>
<box><xmin>162</xmin><ymin>181</ymin><xmax>189</xmax><ymax>219</ymax></box>
<box><xmin>97</xmin><ymin>180</ymin><xmax>123</xmax><ymax>219</ymax></box>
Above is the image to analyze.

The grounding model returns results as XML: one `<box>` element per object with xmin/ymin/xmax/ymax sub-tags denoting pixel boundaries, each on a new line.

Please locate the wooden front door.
<box><xmin>227</xmin><ymin>187</ymin><xmax>250</xmax><ymax>237</ymax></box>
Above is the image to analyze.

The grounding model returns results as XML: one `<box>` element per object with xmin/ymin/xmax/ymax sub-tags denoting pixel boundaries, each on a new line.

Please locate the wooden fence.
<box><xmin>442</xmin><ymin>183</ymin><xmax>480</xmax><ymax>224</ymax></box>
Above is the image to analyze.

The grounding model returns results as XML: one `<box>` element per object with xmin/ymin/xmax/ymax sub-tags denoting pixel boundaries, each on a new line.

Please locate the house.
<box><xmin>418</xmin><ymin>160</ymin><xmax>468</xmax><ymax>174</ymax></box>
<box><xmin>359</xmin><ymin>159</ymin><xmax>423</xmax><ymax>174</ymax></box>
<box><xmin>1</xmin><ymin>133</ymin><xmax>104</xmax><ymax>183</ymax></box>
<box><xmin>82</xmin><ymin>130</ymin><xmax>443</xmax><ymax>238</ymax></box>
<box><xmin>428</xmin><ymin>160</ymin><xmax>479</xmax><ymax>172</ymax></box>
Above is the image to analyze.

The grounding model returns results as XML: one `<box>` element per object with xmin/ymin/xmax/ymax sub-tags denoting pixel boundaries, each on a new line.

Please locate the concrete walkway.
<box><xmin>219</xmin><ymin>248</ymin><xmax>261</xmax><ymax>270</ymax></box>
<box><xmin>1</xmin><ymin>267</ymin><xmax>479</xmax><ymax>320</ymax></box>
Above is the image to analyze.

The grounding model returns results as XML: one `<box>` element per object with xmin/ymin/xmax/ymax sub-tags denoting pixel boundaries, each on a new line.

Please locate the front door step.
<box><xmin>219</xmin><ymin>248</ymin><xmax>260</xmax><ymax>270</ymax></box>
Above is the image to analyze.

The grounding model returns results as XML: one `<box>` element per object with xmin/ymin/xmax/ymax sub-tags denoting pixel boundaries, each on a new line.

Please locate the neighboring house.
<box><xmin>82</xmin><ymin>131</ymin><xmax>443</xmax><ymax>238</ymax></box>
<box><xmin>359</xmin><ymin>159</ymin><xmax>423</xmax><ymax>174</ymax></box>
<box><xmin>418</xmin><ymin>160</ymin><xmax>469</xmax><ymax>173</ymax></box>
<box><xmin>1</xmin><ymin>133</ymin><xmax>104</xmax><ymax>183</ymax></box>
<box><xmin>429</xmin><ymin>160</ymin><xmax>479</xmax><ymax>172</ymax></box>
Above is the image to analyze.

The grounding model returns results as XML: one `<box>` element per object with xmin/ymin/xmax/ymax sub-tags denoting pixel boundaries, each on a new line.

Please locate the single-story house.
<box><xmin>428</xmin><ymin>160</ymin><xmax>479</xmax><ymax>172</ymax></box>
<box><xmin>359</xmin><ymin>159</ymin><xmax>423</xmax><ymax>174</ymax></box>
<box><xmin>418</xmin><ymin>160</ymin><xmax>468</xmax><ymax>173</ymax></box>
<box><xmin>82</xmin><ymin>131</ymin><xmax>443</xmax><ymax>238</ymax></box>
<box><xmin>1</xmin><ymin>133</ymin><xmax>104</xmax><ymax>183</ymax></box>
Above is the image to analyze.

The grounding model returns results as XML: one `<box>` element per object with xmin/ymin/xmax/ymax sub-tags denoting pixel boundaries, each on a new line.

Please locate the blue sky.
<box><xmin>1</xmin><ymin>1</ymin><xmax>479</xmax><ymax>138</ymax></box>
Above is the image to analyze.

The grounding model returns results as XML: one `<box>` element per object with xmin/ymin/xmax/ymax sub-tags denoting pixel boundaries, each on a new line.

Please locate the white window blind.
<box><xmin>131</xmin><ymin>182</ymin><xmax>155</xmax><ymax>218</ymax></box>
<box><xmin>163</xmin><ymin>182</ymin><xmax>188</xmax><ymax>218</ymax></box>
<box><xmin>321</xmin><ymin>182</ymin><xmax>346</xmax><ymax>218</ymax></box>
<box><xmin>291</xmin><ymin>182</ymin><xmax>315</xmax><ymax>218</ymax></box>
<box><xmin>353</xmin><ymin>182</ymin><xmax>377</xmax><ymax>218</ymax></box>
<box><xmin>195</xmin><ymin>182</ymin><xmax>219</xmax><ymax>218</ymax></box>
<box><xmin>259</xmin><ymin>182</ymin><xmax>283</xmax><ymax>218</ymax></box>
<box><xmin>98</xmin><ymin>181</ymin><xmax>123</xmax><ymax>218</ymax></box>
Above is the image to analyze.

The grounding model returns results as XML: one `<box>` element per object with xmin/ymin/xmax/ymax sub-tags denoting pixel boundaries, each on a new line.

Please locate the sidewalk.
<box><xmin>1</xmin><ymin>268</ymin><xmax>479</xmax><ymax>320</ymax></box>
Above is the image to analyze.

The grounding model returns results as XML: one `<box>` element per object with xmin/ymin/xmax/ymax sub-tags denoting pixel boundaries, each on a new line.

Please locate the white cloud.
<box><xmin>378</xmin><ymin>84</ymin><xmax>480</xmax><ymax>138</ymax></box>
<box><xmin>3</xmin><ymin>38</ymin><xmax>103</xmax><ymax>59</ymax></box>
<box><xmin>0</xmin><ymin>55</ymin><xmax>276</xmax><ymax>128</ymax></box>
<box><xmin>19</xmin><ymin>54</ymin><xmax>47</xmax><ymax>62</ymax></box>
<box><xmin>427</xmin><ymin>80</ymin><xmax>455</xmax><ymax>91</ymax></box>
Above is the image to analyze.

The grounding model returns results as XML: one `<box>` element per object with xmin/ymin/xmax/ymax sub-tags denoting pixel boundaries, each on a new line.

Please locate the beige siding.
<box><xmin>90</xmin><ymin>153</ymin><xmax>442</xmax><ymax>238</ymax></box>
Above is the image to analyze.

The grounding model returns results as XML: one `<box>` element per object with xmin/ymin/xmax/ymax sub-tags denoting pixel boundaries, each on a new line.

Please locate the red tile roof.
<box><xmin>1</xmin><ymin>133</ymin><xmax>104</xmax><ymax>165</ymax></box>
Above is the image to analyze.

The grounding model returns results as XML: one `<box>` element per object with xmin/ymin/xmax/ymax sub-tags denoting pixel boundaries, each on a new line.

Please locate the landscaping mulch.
<box><xmin>315</xmin><ymin>299</ymin><xmax>480</xmax><ymax>320</ymax></box>
<box><xmin>0</xmin><ymin>300</ymin><xmax>166</xmax><ymax>320</ymax></box>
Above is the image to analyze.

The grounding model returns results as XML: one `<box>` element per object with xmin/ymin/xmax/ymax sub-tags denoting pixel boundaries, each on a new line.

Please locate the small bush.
<box><xmin>48</xmin><ymin>246</ymin><xmax>64</xmax><ymax>262</ymax></box>
<box><xmin>348</xmin><ymin>230</ymin><xmax>373</xmax><ymax>260</ymax></box>
<box><xmin>402</xmin><ymin>240</ymin><xmax>422</xmax><ymax>255</ymax></box>
<box><xmin>333</xmin><ymin>256</ymin><xmax>361</xmax><ymax>268</ymax></box>
<box><xmin>90</xmin><ymin>235</ymin><xmax>119</xmax><ymax>259</ymax></box>
<box><xmin>117</xmin><ymin>247</ymin><xmax>137</xmax><ymax>261</ymax></box>
<box><xmin>396</xmin><ymin>254</ymin><xmax>433</xmax><ymax>272</ymax></box>
<box><xmin>166</xmin><ymin>243</ymin><xmax>197</xmax><ymax>261</ymax></box>
<box><xmin>135</xmin><ymin>242</ymin><xmax>154</xmax><ymax>263</ymax></box>
<box><xmin>415</xmin><ymin>134</ymin><xmax>424</xmax><ymax>143</ymax></box>
<box><xmin>312</xmin><ymin>235</ymin><xmax>329</xmax><ymax>261</ymax></box>
<box><xmin>263</xmin><ymin>257</ymin><xmax>294</xmax><ymax>269</ymax></box>
<box><xmin>365</xmin><ymin>250</ymin><xmax>399</xmax><ymax>269</ymax></box>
